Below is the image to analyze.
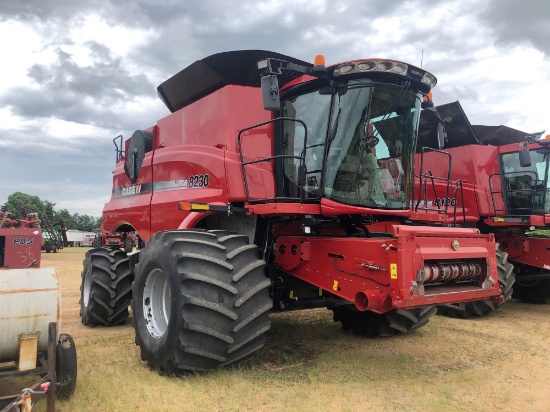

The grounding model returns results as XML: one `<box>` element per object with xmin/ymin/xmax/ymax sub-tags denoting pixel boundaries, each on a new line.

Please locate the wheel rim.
<box><xmin>83</xmin><ymin>269</ymin><xmax>92</xmax><ymax>307</ymax></box>
<box><xmin>143</xmin><ymin>268</ymin><xmax>172</xmax><ymax>338</ymax></box>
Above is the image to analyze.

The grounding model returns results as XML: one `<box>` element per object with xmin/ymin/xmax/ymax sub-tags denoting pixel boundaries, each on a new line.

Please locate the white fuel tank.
<box><xmin>0</xmin><ymin>268</ymin><xmax>61</xmax><ymax>360</ymax></box>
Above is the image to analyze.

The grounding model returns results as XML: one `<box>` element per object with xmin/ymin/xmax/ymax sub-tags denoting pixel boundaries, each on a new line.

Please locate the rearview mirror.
<box><xmin>261</xmin><ymin>75</ymin><xmax>280</xmax><ymax>111</ymax></box>
<box><xmin>437</xmin><ymin>123</ymin><xmax>446</xmax><ymax>150</ymax></box>
<box><xmin>519</xmin><ymin>146</ymin><xmax>532</xmax><ymax>167</ymax></box>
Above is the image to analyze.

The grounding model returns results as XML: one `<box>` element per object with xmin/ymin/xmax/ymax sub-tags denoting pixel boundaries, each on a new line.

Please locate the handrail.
<box><xmin>415</xmin><ymin>147</ymin><xmax>453</xmax><ymax>214</ymax></box>
<box><xmin>238</xmin><ymin>117</ymin><xmax>308</xmax><ymax>204</ymax></box>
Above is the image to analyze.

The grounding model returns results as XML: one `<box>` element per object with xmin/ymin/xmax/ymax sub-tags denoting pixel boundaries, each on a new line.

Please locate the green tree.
<box><xmin>53</xmin><ymin>209</ymin><xmax>77</xmax><ymax>229</ymax></box>
<box><xmin>3</xmin><ymin>192</ymin><xmax>100</xmax><ymax>231</ymax></box>
<box><xmin>5</xmin><ymin>192</ymin><xmax>51</xmax><ymax>220</ymax></box>
<box><xmin>43</xmin><ymin>200</ymin><xmax>56</xmax><ymax>221</ymax></box>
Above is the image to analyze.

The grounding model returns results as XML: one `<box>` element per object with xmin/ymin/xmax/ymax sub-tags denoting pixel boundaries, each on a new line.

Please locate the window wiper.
<box><xmin>378</xmin><ymin>81</ymin><xmax>411</xmax><ymax>123</ymax></box>
<box><xmin>348</xmin><ymin>94</ymin><xmax>374</xmax><ymax>202</ymax></box>
<box><xmin>328</xmin><ymin>108</ymin><xmax>341</xmax><ymax>145</ymax></box>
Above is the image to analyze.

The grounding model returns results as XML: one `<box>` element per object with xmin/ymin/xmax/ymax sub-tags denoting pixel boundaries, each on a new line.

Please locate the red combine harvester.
<box><xmin>415</xmin><ymin>101</ymin><xmax>550</xmax><ymax>316</ymax></box>
<box><xmin>82</xmin><ymin>50</ymin><xmax>506</xmax><ymax>373</ymax></box>
<box><xmin>0</xmin><ymin>207</ymin><xmax>77</xmax><ymax>410</ymax></box>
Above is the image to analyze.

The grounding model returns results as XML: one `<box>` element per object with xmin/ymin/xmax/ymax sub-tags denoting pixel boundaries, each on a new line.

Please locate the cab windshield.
<box><xmin>281</xmin><ymin>79</ymin><xmax>423</xmax><ymax>209</ymax></box>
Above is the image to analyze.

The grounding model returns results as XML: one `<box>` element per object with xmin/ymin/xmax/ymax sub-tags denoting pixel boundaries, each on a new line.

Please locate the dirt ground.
<box><xmin>6</xmin><ymin>247</ymin><xmax>550</xmax><ymax>411</ymax></box>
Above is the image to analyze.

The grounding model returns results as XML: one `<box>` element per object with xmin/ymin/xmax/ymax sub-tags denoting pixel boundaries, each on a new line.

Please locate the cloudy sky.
<box><xmin>1</xmin><ymin>0</ymin><xmax>549</xmax><ymax>216</ymax></box>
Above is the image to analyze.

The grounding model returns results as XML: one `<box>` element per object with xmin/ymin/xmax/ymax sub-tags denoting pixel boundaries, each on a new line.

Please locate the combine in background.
<box><xmin>417</xmin><ymin>101</ymin><xmax>550</xmax><ymax>315</ymax></box>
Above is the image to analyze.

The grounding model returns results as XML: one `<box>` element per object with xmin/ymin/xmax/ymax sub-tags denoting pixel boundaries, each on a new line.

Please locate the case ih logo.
<box><xmin>122</xmin><ymin>184</ymin><xmax>142</xmax><ymax>196</ymax></box>
<box><xmin>13</xmin><ymin>238</ymin><xmax>33</xmax><ymax>245</ymax></box>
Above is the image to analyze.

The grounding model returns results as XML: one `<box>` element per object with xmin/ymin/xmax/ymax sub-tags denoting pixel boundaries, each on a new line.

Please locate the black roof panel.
<box><xmin>418</xmin><ymin>100</ymin><xmax>529</xmax><ymax>150</ymax></box>
<box><xmin>157</xmin><ymin>50</ymin><xmax>313</xmax><ymax>113</ymax></box>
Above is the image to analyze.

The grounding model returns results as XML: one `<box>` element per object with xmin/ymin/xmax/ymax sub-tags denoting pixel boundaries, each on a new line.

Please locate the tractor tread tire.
<box><xmin>331</xmin><ymin>306</ymin><xmax>437</xmax><ymax>337</ymax></box>
<box><xmin>56</xmin><ymin>333</ymin><xmax>77</xmax><ymax>400</ymax></box>
<box><xmin>132</xmin><ymin>230</ymin><xmax>271</xmax><ymax>373</ymax></box>
<box><xmin>80</xmin><ymin>247</ymin><xmax>133</xmax><ymax>327</ymax></box>
<box><xmin>123</xmin><ymin>237</ymin><xmax>134</xmax><ymax>253</ymax></box>
<box><xmin>92</xmin><ymin>236</ymin><xmax>102</xmax><ymax>248</ymax></box>
<box><xmin>513</xmin><ymin>278</ymin><xmax>550</xmax><ymax>304</ymax></box>
<box><xmin>437</xmin><ymin>247</ymin><xmax>515</xmax><ymax>318</ymax></box>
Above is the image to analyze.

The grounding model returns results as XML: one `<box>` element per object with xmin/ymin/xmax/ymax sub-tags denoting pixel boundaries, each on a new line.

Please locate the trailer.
<box><xmin>80</xmin><ymin>233</ymin><xmax>96</xmax><ymax>247</ymax></box>
<box><xmin>65</xmin><ymin>230</ymin><xmax>85</xmax><ymax>247</ymax></box>
<box><xmin>0</xmin><ymin>209</ymin><xmax>77</xmax><ymax>410</ymax></box>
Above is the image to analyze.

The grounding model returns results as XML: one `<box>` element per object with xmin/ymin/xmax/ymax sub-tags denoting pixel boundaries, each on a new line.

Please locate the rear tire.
<box><xmin>132</xmin><ymin>230</ymin><xmax>272</xmax><ymax>373</ymax></box>
<box><xmin>80</xmin><ymin>247</ymin><xmax>133</xmax><ymax>326</ymax></box>
<box><xmin>123</xmin><ymin>237</ymin><xmax>134</xmax><ymax>253</ymax></box>
<box><xmin>437</xmin><ymin>246</ymin><xmax>515</xmax><ymax>318</ymax></box>
<box><xmin>331</xmin><ymin>306</ymin><xmax>437</xmax><ymax>337</ymax></box>
<box><xmin>92</xmin><ymin>236</ymin><xmax>102</xmax><ymax>248</ymax></box>
<box><xmin>56</xmin><ymin>333</ymin><xmax>77</xmax><ymax>400</ymax></box>
<box><xmin>513</xmin><ymin>278</ymin><xmax>550</xmax><ymax>304</ymax></box>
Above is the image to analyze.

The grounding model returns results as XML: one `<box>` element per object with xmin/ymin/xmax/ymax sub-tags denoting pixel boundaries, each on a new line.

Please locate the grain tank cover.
<box><xmin>471</xmin><ymin>124</ymin><xmax>530</xmax><ymax>145</ymax></box>
<box><xmin>157</xmin><ymin>50</ymin><xmax>313</xmax><ymax>113</ymax></box>
<box><xmin>418</xmin><ymin>100</ymin><xmax>530</xmax><ymax>149</ymax></box>
<box><xmin>418</xmin><ymin>101</ymin><xmax>479</xmax><ymax>151</ymax></box>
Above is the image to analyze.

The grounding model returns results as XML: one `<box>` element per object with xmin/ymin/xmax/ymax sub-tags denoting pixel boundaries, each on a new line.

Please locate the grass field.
<box><xmin>3</xmin><ymin>247</ymin><xmax>550</xmax><ymax>411</ymax></box>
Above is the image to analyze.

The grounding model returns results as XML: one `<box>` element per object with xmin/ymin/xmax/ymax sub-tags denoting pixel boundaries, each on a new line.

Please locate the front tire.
<box><xmin>331</xmin><ymin>306</ymin><xmax>437</xmax><ymax>337</ymax></box>
<box><xmin>437</xmin><ymin>246</ymin><xmax>515</xmax><ymax>318</ymax></box>
<box><xmin>132</xmin><ymin>230</ymin><xmax>272</xmax><ymax>373</ymax></box>
<box><xmin>80</xmin><ymin>247</ymin><xmax>133</xmax><ymax>326</ymax></box>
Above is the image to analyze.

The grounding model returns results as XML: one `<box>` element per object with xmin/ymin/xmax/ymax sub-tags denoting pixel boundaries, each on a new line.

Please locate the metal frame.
<box><xmin>415</xmin><ymin>147</ymin><xmax>454</xmax><ymax>214</ymax></box>
<box><xmin>238</xmin><ymin>117</ymin><xmax>309</xmax><ymax>204</ymax></box>
<box><xmin>0</xmin><ymin>322</ymin><xmax>57</xmax><ymax>412</ymax></box>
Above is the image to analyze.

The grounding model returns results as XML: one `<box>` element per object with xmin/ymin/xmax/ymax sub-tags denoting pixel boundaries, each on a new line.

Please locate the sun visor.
<box><xmin>157</xmin><ymin>50</ymin><xmax>313</xmax><ymax>113</ymax></box>
<box><xmin>417</xmin><ymin>101</ymin><xmax>479</xmax><ymax>151</ymax></box>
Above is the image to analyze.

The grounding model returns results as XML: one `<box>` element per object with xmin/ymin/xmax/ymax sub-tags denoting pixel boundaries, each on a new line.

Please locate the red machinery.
<box><xmin>82</xmin><ymin>50</ymin><xmax>505</xmax><ymax>372</ymax></box>
<box><xmin>414</xmin><ymin>101</ymin><xmax>550</xmax><ymax>315</ymax></box>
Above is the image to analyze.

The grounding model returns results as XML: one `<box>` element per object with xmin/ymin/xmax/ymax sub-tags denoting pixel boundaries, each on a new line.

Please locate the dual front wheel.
<box><xmin>132</xmin><ymin>230</ymin><xmax>272</xmax><ymax>372</ymax></box>
<box><xmin>80</xmin><ymin>247</ymin><xmax>133</xmax><ymax>326</ymax></box>
<box><xmin>80</xmin><ymin>230</ymin><xmax>273</xmax><ymax>372</ymax></box>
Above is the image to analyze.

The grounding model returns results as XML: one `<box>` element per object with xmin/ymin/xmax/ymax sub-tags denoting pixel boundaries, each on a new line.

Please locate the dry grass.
<box><xmin>3</xmin><ymin>248</ymin><xmax>550</xmax><ymax>411</ymax></box>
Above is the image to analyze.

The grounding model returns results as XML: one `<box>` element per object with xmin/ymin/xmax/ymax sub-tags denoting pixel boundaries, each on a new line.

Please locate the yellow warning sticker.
<box><xmin>390</xmin><ymin>263</ymin><xmax>398</xmax><ymax>279</ymax></box>
<box><xmin>333</xmin><ymin>280</ymin><xmax>339</xmax><ymax>291</ymax></box>
<box><xmin>319</xmin><ymin>288</ymin><xmax>323</xmax><ymax>297</ymax></box>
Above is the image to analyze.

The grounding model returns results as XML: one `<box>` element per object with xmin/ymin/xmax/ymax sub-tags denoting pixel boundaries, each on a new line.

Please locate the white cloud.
<box><xmin>0</xmin><ymin>20</ymin><xmax>54</xmax><ymax>88</ymax></box>
<box><xmin>1</xmin><ymin>0</ymin><xmax>550</xmax><ymax>217</ymax></box>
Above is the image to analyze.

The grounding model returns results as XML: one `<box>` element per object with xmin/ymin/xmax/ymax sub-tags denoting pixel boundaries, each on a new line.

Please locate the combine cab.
<box><xmin>82</xmin><ymin>50</ymin><xmax>505</xmax><ymax>373</ymax></box>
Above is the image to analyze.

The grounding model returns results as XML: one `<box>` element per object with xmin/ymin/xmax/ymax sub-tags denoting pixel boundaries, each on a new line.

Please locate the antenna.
<box><xmin>421</xmin><ymin>49</ymin><xmax>424</xmax><ymax>67</ymax></box>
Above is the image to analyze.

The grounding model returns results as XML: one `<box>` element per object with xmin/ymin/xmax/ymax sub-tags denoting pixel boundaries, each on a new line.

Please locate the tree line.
<box><xmin>3</xmin><ymin>192</ymin><xmax>102</xmax><ymax>232</ymax></box>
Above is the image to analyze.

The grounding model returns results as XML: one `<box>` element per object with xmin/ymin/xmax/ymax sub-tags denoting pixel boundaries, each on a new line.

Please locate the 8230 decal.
<box><xmin>188</xmin><ymin>174</ymin><xmax>209</xmax><ymax>188</ymax></box>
